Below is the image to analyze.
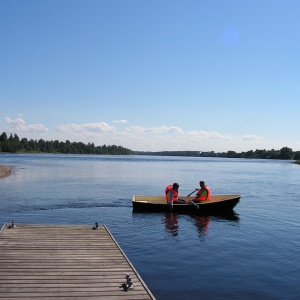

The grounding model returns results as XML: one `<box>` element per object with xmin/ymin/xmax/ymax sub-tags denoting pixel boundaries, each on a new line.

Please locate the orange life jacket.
<box><xmin>165</xmin><ymin>184</ymin><xmax>179</xmax><ymax>202</ymax></box>
<box><xmin>196</xmin><ymin>186</ymin><xmax>211</xmax><ymax>201</ymax></box>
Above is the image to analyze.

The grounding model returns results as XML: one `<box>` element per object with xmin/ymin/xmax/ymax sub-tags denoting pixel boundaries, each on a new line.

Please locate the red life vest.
<box><xmin>195</xmin><ymin>186</ymin><xmax>211</xmax><ymax>201</ymax></box>
<box><xmin>165</xmin><ymin>184</ymin><xmax>179</xmax><ymax>202</ymax></box>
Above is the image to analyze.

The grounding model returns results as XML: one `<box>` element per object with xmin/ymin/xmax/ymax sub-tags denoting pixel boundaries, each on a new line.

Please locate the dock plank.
<box><xmin>0</xmin><ymin>224</ymin><xmax>155</xmax><ymax>299</ymax></box>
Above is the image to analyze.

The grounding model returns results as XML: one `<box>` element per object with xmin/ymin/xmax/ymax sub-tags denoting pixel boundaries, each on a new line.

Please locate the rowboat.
<box><xmin>132</xmin><ymin>194</ymin><xmax>241</xmax><ymax>214</ymax></box>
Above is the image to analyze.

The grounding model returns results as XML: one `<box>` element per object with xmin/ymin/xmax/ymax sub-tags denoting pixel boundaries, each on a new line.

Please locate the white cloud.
<box><xmin>154</xmin><ymin>125</ymin><xmax>183</xmax><ymax>134</ymax></box>
<box><xmin>27</xmin><ymin>124</ymin><xmax>49</xmax><ymax>132</ymax></box>
<box><xmin>57</xmin><ymin>122</ymin><xmax>116</xmax><ymax>134</ymax></box>
<box><xmin>55</xmin><ymin>122</ymin><xmax>117</xmax><ymax>145</ymax></box>
<box><xmin>125</xmin><ymin>126</ymin><xmax>145</xmax><ymax>133</ymax></box>
<box><xmin>2</xmin><ymin>117</ymin><xmax>293</xmax><ymax>152</ymax></box>
<box><xmin>113</xmin><ymin>119</ymin><xmax>128</xmax><ymax>124</ymax></box>
<box><xmin>5</xmin><ymin>117</ymin><xmax>26</xmax><ymax>126</ymax></box>
<box><xmin>188</xmin><ymin>130</ymin><xmax>232</xmax><ymax>140</ymax></box>
<box><xmin>120</xmin><ymin>125</ymin><xmax>233</xmax><ymax>151</ymax></box>
<box><xmin>4</xmin><ymin>117</ymin><xmax>48</xmax><ymax>132</ymax></box>
<box><xmin>126</xmin><ymin>125</ymin><xmax>184</xmax><ymax>135</ymax></box>
<box><xmin>242</xmin><ymin>134</ymin><xmax>264</xmax><ymax>142</ymax></box>
<box><xmin>83</xmin><ymin>122</ymin><xmax>116</xmax><ymax>132</ymax></box>
<box><xmin>57</xmin><ymin>124</ymin><xmax>85</xmax><ymax>133</ymax></box>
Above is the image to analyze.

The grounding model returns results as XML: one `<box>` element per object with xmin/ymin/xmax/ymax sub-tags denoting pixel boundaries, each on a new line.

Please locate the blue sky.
<box><xmin>1</xmin><ymin>0</ymin><xmax>300</xmax><ymax>152</ymax></box>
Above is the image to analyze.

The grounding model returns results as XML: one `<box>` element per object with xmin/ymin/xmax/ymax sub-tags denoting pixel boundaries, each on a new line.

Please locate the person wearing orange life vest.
<box><xmin>165</xmin><ymin>183</ymin><xmax>186</xmax><ymax>207</ymax></box>
<box><xmin>192</xmin><ymin>180</ymin><xmax>211</xmax><ymax>203</ymax></box>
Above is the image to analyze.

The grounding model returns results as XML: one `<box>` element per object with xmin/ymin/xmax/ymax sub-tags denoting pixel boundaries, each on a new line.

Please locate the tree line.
<box><xmin>1</xmin><ymin>131</ymin><xmax>299</xmax><ymax>160</ymax></box>
<box><xmin>134</xmin><ymin>147</ymin><xmax>300</xmax><ymax>160</ymax></box>
<box><xmin>0</xmin><ymin>132</ymin><xmax>133</xmax><ymax>155</ymax></box>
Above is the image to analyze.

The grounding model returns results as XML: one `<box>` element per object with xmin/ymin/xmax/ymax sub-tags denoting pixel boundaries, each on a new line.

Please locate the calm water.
<box><xmin>1</xmin><ymin>153</ymin><xmax>300</xmax><ymax>299</ymax></box>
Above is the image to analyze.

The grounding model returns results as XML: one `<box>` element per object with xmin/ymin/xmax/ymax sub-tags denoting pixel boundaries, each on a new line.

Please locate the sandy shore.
<box><xmin>0</xmin><ymin>165</ymin><xmax>13</xmax><ymax>179</ymax></box>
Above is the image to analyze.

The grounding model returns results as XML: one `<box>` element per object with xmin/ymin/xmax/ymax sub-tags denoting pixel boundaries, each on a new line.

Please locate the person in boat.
<box><xmin>165</xmin><ymin>183</ymin><xmax>186</xmax><ymax>205</ymax></box>
<box><xmin>191</xmin><ymin>180</ymin><xmax>211</xmax><ymax>203</ymax></box>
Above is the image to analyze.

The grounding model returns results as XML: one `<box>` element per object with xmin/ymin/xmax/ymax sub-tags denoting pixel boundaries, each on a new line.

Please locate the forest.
<box><xmin>0</xmin><ymin>132</ymin><xmax>133</xmax><ymax>155</ymax></box>
<box><xmin>135</xmin><ymin>147</ymin><xmax>300</xmax><ymax>160</ymax></box>
<box><xmin>1</xmin><ymin>132</ymin><xmax>300</xmax><ymax>160</ymax></box>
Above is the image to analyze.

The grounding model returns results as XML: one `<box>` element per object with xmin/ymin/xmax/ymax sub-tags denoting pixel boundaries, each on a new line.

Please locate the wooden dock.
<box><xmin>0</xmin><ymin>223</ymin><xmax>156</xmax><ymax>299</ymax></box>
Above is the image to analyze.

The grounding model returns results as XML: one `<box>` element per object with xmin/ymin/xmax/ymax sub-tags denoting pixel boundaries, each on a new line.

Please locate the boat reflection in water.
<box><xmin>163</xmin><ymin>212</ymin><xmax>179</xmax><ymax>237</ymax></box>
<box><xmin>162</xmin><ymin>213</ymin><xmax>211</xmax><ymax>238</ymax></box>
<box><xmin>194</xmin><ymin>215</ymin><xmax>210</xmax><ymax>237</ymax></box>
<box><xmin>193</xmin><ymin>212</ymin><xmax>238</xmax><ymax>239</ymax></box>
<box><xmin>132</xmin><ymin>210</ymin><xmax>240</xmax><ymax>240</ymax></box>
<box><xmin>162</xmin><ymin>211</ymin><xmax>239</xmax><ymax>239</ymax></box>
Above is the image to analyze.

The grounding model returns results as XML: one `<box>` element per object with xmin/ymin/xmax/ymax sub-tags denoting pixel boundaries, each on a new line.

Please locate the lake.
<box><xmin>0</xmin><ymin>153</ymin><xmax>299</xmax><ymax>299</ymax></box>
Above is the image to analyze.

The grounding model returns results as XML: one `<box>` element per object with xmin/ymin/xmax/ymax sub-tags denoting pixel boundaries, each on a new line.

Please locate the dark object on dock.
<box><xmin>94</xmin><ymin>221</ymin><xmax>99</xmax><ymax>229</ymax></box>
<box><xmin>9</xmin><ymin>220</ymin><xmax>15</xmax><ymax>229</ymax></box>
<box><xmin>121</xmin><ymin>274</ymin><xmax>133</xmax><ymax>291</ymax></box>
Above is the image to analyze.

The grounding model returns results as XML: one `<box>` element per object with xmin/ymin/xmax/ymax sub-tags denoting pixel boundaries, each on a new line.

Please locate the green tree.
<box><xmin>279</xmin><ymin>147</ymin><xmax>293</xmax><ymax>160</ymax></box>
<box><xmin>293</xmin><ymin>151</ymin><xmax>300</xmax><ymax>160</ymax></box>
<box><xmin>0</xmin><ymin>132</ymin><xmax>8</xmax><ymax>142</ymax></box>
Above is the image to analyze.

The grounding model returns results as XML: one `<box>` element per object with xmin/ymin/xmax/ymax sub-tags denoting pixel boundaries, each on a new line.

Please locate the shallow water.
<box><xmin>0</xmin><ymin>153</ymin><xmax>299</xmax><ymax>299</ymax></box>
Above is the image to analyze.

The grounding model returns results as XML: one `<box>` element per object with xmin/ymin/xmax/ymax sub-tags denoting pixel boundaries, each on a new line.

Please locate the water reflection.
<box><xmin>194</xmin><ymin>215</ymin><xmax>210</xmax><ymax>236</ymax></box>
<box><xmin>163</xmin><ymin>212</ymin><xmax>179</xmax><ymax>236</ymax></box>
<box><xmin>210</xmin><ymin>211</ymin><xmax>240</xmax><ymax>222</ymax></box>
<box><xmin>191</xmin><ymin>211</ymin><xmax>239</xmax><ymax>240</ymax></box>
<box><xmin>132</xmin><ymin>210</ymin><xmax>240</xmax><ymax>240</ymax></box>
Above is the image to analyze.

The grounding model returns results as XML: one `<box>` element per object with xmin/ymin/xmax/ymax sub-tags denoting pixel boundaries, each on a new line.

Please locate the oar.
<box><xmin>187</xmin><ymin>189</ymin><xmax>197</xmax><ymax>197</ymax></box>
<box><xmin>190</xmin><ymin>201</ymin><xmax>200</xmax><ymax>210</ymax></box>
<box><xmin>169</xmin><ymin>199</ymin><xmax>173</xmax><ymax>211</ymax></box>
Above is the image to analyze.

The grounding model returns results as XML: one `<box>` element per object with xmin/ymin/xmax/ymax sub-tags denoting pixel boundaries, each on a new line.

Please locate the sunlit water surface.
<box><xmin>1</xmin><ymin>154</ymin><xmax>299</xmax><ymax>299</ymax></box>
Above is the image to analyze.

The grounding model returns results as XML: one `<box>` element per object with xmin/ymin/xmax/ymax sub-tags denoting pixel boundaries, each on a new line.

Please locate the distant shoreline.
<box><xmin>0</xmin><ymin>165</ymin><xmax>13</xmax><ymax>179</ymax></box>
